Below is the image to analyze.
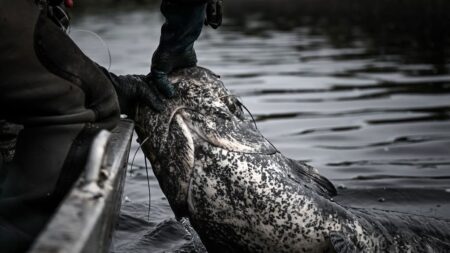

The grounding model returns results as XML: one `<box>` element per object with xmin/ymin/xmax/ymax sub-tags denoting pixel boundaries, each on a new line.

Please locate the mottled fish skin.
<box><xmin>135</xmin><ymin>67</ymin><xmax>450</xmax><ymax>253</ymax></box>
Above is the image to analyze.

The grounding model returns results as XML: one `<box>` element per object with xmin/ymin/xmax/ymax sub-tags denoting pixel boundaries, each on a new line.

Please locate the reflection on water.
<box><xmin>71</xmin><ymin>2</ymin><xmax>450</xmax><ymax>252</ymax></box>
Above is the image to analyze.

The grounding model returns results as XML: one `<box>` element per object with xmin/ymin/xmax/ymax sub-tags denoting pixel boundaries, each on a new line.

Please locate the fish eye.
<box><xmin>220</xmin><ymin>95</ymin><xmax>245</xmax><ymax>120</ymax></box>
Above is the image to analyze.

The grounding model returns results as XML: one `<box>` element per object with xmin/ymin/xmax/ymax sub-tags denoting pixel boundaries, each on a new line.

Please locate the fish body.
<box><xmin>135</xmin><ymin>67</ymin><xmax>450</xmax><ymax>253</ymax></box>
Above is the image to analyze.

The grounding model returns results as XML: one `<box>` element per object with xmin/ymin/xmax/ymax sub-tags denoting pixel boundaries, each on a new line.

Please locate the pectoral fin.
<box><xmin>288</xmin><ymin>159</ymin><xmax>337</xmax><ymax>198</ymax></box>
<box><xmin>329</xmin><ymin>232</ymin><xmax>358</xmax><ymax>253</ymax></box>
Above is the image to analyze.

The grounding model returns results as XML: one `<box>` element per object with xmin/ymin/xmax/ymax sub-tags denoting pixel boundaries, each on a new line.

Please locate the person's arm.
<box><xmin>149</xmin><ymin>0</ymin><xmax>223</xmax><ymax>97</ymax></box>
<box><xmin>98</xmin><ymin>66</ymin><xmax>164</xmax><ymax>116</ymax></box>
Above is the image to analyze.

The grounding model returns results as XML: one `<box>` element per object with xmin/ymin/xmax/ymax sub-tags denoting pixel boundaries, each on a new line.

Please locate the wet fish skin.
<box><xmin>135</xmin><ymin>67</ymin><xmax>450</xmax><ymax>253</ymax></box>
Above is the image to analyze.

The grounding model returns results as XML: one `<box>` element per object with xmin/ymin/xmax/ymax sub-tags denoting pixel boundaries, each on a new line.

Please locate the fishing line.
<box><xmin>53</xmin><ymin>5</ymin><xmax>71</xmax><ymax>32</ymax></box>
<box><xmin>67</xmin><ymin>28</ymin><xmax>112</xmax><ymax>71</ymax></box>
<box><xmin>159</xmin><ymin>106</ymin><xmax>197</xmax><ymax>155</ymax></box>
<box><xmin>144</xmin><ymin>157</ymin><xmax>152</xmax><ymax>221</ymax></box>
<box><xmin>219</xmin><ymin>94</ymin><xmax>259</xmax><ymax>130</ymax></box>
<box><xmin>130</xmin><ymin>136</ymin><xmax>150</xmax><ymax>173</ymax></box>
<box><xmin>237</xmin><ymin>100</ymin><xmax>280</xmax><ymax>152</ymax></box>
<box><xmin>238</xmin><ymin>101</ymin><xmax>258</xmax><ymax>130</ymax></box>
<box><xmin>219</xmin><ymin>94</ymin><xmax>280</xmax><ymax>152</ymax></box>
<box><xmin>129</xmin><ymin>135</ymin><xmax>153</xmax><ymax>220</ymax></box>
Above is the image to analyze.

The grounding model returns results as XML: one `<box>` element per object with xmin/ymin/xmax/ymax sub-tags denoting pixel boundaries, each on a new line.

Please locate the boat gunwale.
<box><xmin>29</xmin><ymin>119</ymin><xmax>134</xmax><ymax>253</ymax></box>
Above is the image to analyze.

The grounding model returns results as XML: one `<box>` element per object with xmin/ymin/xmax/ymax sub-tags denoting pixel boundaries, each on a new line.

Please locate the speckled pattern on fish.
<box><xmin>135</xmin><ymin>67</ymin><xmax>450</xmax><ymax>253</ymax></box>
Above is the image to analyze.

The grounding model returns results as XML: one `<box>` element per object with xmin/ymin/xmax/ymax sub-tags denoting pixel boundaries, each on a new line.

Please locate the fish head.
<box><xmin>135</xmin><ymin>67</ymin><xmax>276</xmax><ymax>217</ymax></box>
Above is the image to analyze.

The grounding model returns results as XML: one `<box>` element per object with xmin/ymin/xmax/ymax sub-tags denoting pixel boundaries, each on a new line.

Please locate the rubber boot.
<box><xmin>150</xmin><ymin>1</ymin><xmax>207</xmax><ymax>97</ymax></box>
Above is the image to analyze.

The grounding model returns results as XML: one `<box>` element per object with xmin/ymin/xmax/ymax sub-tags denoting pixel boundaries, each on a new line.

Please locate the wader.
<box><xmin>0</xmin><ymin>1</ymin><xmax>119</xmax><ymax>252</ymax></box>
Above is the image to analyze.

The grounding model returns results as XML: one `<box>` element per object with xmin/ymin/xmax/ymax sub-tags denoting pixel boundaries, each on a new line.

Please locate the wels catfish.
<box><xmin>134</xmin><ymin>67</ymin><xmax>450</xmax><ymax>253</ymax></box>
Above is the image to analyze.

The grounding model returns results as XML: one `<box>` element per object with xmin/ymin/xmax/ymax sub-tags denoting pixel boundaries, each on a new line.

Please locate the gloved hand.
<box><xmin>100</xmin><ymin>68</ymin><xmax>165</xmax><ymax>114</ymax></box>
<box><xmin>150</xmin><ymin>47</ymin><xmax>197</xmax><ymax>98</ymax></box>
<box><xmin>114</xmin><ymin>74</ymin><xmax>165</xmax><ymax>111</ymax></box>
<box><xmin>205</xmin><ymin>0</ymin><xmax>223</xmax><ymax>29</ymax></box>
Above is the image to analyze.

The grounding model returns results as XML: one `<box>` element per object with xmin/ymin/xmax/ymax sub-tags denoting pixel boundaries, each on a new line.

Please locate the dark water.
<box><xmin>70</xmin><ymin>2</ymin><xmax>450</xmax><ymax>252</ymax></box>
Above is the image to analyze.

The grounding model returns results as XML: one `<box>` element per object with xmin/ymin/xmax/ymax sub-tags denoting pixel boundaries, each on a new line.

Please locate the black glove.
<box><xmin>205</xmin><ymin>0</ymin><xmax>223</xmax><ymax>29</ymax></box>
<box><xmin>114</xmin><ymin>74</ymin><xmax>164</xmax><ymax>112</ymax></box>
<box><xmin>149</xmin><ymin>68</ymin><xmax>176</xmax><ymax>99</ymax></box>
<box><xmin>100</xmin><ymin>67</ymin><xmax>165</xmax><ymax>114</ymax></box>
<box><xmin>150</xmin><ymin>47</ymin><xmax>197</xmax><ymax>99</ymax></box>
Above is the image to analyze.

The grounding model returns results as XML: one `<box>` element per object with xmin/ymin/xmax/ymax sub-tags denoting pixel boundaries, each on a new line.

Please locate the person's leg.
<box><xmin>0</xmin><ymin>124</ymin><xmax>96</xmax><ymax>202</ymax></box>
<box><xmin>0</xmin><ymin>123</ymin><xmax>102</xmax><ymax>253</ymax></box>
<box><xmin>151</xmin><ymin>0</ymin><xmax>207</xmax><ymax>97</ymax></box>
<box><xmin>0</xmin><ymin>1</ymin><xmax>120</xmax><ymax>252</ymax></box>
<box><xmin>0</xmin><ymin>125</ymin><xmax>83</xmax><ymax>252</ymax></box>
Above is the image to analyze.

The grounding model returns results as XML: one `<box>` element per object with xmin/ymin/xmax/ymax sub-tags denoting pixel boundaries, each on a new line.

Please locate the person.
<box><xmin>0</xmin><ymin>0</ymin><xmax>222</xmax><ymax>252</ymax></box>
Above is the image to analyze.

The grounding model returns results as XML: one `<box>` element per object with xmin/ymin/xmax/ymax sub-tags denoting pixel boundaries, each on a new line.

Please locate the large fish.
<box><xmin>135</xmin><ymin>67</ymin><xmax>450</xmax><ymax>253</ymax></box>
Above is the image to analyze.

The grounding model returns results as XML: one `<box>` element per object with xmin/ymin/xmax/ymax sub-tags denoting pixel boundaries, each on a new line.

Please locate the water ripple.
<box><xmin>70</xmin><ymin>4</ymin><xmax>450</xmax><ymax>252</ymax></box>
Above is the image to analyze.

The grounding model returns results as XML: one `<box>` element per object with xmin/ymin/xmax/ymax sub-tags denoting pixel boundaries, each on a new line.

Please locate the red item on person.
<box><xmin>64</xmin><ymin>0</ymin><xmax>74</xmax><ymax>8</ymax></box>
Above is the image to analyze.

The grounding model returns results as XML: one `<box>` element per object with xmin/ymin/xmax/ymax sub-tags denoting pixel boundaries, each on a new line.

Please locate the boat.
<box><xmin>23</xmin><ymin>119</ymin><xmax>134</xmax><ymax>253</ymax></box>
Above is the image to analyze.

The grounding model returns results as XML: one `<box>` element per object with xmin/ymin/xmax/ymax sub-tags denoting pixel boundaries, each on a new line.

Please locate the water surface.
<box><xmin>71</xmin><ymin>4</ymin><xmax>450</xmax><ymax>252</ymax></box>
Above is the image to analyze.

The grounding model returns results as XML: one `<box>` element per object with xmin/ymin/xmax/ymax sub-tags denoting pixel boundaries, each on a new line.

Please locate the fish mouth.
<box><xmin>164</xmin><ymin>108</ymin><xmax>245</xmax><ymax>154</ymax></box>
<box><xmin>164</xmin><ymin>108</ymin><xmax>197</xmax><ymax>170</ymax></box>
<box><xmin>162</xmin><ymin>105</ymin><xmax>278</xmax><ymax>158</ymax></box>
<box><xmin>162</xmin><ymin>107</ymin><xmax>214</xmax><ymax>152</ymax></box>
<box><xmin>159</xmin><ymin>106</ymin><xmax>217</xmax><ymax>173</ymax></box>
